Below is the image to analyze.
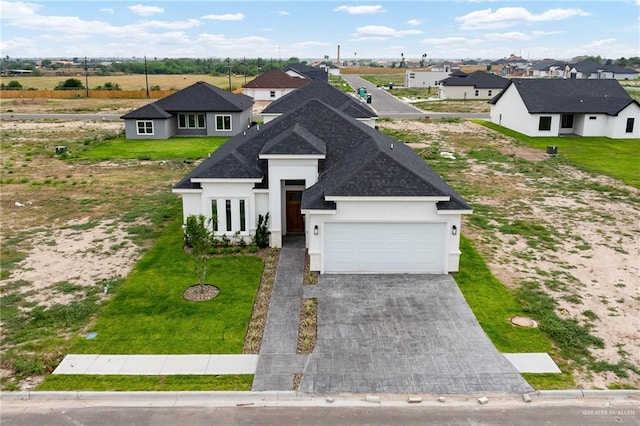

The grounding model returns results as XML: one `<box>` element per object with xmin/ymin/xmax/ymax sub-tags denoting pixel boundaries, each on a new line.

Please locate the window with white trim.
<box><xmin>211</xmin><ymin>198</ymin><xmax>248</xmax><ymax>234</ymax></box>
<box><xmin>178</xmin><ymin>113</ymin><xmax>206</xmax><ymax>129</ymax></box>
<box><xmin>215</xmin><ymin>115</ymin><xmax>232</xmax><ymax>131</ymax></box>
<box><xmin>136</xmin><ymin>120</ymin><xmax>154</xmax><ymax>135</ymax></box>
<box><xmin>270</xmin><ymin>91</ymin><xmax>276</xmax><ymax>98</ymax></box>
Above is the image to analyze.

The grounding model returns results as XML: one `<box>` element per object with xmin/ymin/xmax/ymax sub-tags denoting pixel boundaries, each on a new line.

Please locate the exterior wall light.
<box><xmin>452</xmin><ymin>225</ymin><xmax>458</xmax><ymax>236</ymax></box>
<box><xmin>314</xmin><ymin>225</ymin><xmax>319</xmax><ymax>235</ymax></box>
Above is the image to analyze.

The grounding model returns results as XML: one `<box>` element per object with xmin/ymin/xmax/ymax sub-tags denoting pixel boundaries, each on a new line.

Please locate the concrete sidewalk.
<box><xmin>53</xmin><ymin>354</ymin><xmax>258</xmax><ymax>375</ymax></box>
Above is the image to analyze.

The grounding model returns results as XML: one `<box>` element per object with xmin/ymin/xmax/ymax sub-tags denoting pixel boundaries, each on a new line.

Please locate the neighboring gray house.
<box><xmin>173</xmin><ymin>98</ymin><xmax>472</xmax><ymax>274</ymax></box>
<box><xmin>439</xmin><ymin>71</ymin><xmax>509</xmax><ymax>99</ymax></box>
<box><xmin>489</xmin><ymin>79</ymin><xmax>640</xmax><ymax>138</ymax></box>
<box><xmin>121</xmin><ymin>81</ymin><xmax>254</xmax><ymax>139</ymax></box>
<box><xmin>261</xmin><ymin>79</ymin><xmax>378</xmax><ymax>127</ymax></box>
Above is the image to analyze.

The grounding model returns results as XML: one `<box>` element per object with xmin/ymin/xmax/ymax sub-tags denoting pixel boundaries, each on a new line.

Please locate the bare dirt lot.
<box><xmin>378</xmin><ymin>119</ymin><xmax>640</xmax><ymax>389</ymax></box>
<box><xmin>1</xmin><ymin>104</ymin><xmax>638</xmax><ymax>390</ymax></box>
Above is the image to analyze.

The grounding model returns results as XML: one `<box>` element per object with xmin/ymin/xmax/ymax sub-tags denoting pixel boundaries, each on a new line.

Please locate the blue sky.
<box><xmin>1</xmin><ymin>0</ymin><xmax>639</xmax><ymax>61</ymax></box>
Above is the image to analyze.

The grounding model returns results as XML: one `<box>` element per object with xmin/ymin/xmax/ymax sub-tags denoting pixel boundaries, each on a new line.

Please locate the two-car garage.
<box><xmin>323</xmin><ymin>222</ymin><xmax>447</xmax><ymax>274</ymax></box>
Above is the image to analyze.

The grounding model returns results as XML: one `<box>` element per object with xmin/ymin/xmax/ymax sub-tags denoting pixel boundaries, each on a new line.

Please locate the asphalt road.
<box><xmin>339</xmin><ymin>74</ymin><xmax>490</xmax><ymax>120</ymax></box>
<box><xmin>3</xmin><ymin>404</ymin><xmax>639</xmax><ymax>425</ymax></box>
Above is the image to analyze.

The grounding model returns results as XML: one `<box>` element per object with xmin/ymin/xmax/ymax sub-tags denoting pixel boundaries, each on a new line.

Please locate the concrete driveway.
<box><xmin>299</xmin><ymin>274</ymin><xmax>533</xmax><ymax>394</ymax></box>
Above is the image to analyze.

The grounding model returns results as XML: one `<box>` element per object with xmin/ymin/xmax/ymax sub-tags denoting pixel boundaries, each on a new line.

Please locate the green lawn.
<box><xmin>68</xmin><ymin>217</ymin><xmax>264</xmax><ymax>355</ymax></box>
<box><xmin>38</xmin><ymin>374</ymin><xmax>253</xmax><ymax>391</ymax></box>
<box><xmin>78</xmin><ymin>136</ymin><xmax>227</xmax><ymax>160</ymax></box>
<box><xmin>477</xmin><ymin>121</ymin><xmax>640</xmax><ymax>189</ymax></box>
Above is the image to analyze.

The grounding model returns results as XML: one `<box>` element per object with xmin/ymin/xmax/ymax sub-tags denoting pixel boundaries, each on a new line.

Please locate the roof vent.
<box><xmin>257</xmin><ymin>125</ymin><xmax>260</xmax><ymax>131</ymax></box>
<box><xmin>390</xmin><ymin>143</ymin><xmax>394</xmax><ymax>150</ymax></box>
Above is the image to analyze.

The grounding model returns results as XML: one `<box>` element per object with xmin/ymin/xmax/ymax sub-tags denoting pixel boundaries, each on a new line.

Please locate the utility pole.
<box><xmin>144</xmin><ymin>56</ymin><xmax>150</xmax><ymax>98</ymax></box>
<box><xmin>243</xmin><ymin>56</ymin><xmax>247</xmax><ymax>85</ymax></box>
<box><xmin>84</xmin><ymin>56</ymin><xmax>89</xmax><ymax>97</ymax></box>
<box><xmin>226</xmin><ymin>57</ymin><xmax>232</xmax><ymax>91</ymax></box>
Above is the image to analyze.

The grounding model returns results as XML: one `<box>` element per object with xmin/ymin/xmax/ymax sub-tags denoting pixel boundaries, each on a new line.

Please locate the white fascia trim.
<box><xmin>325</xmin><ymin>196</ymin><xmax>450</xmax><ymax>202</ymax></box>
<box><xmin>253</xmin><ymin>188</ymin><xmax>270</xmax><ymax>193</ymax></box>
<box><xmin>437</xmin><ymin>209</ymin><xmax>473</xmax><ymax>215</ymax></box>
<box><xmin>172</xmin><ymin>188</ymin><xmax>202</xmax><ymax>194</ymax></box>
<box><xmin>258</xmin><ymin>154</ymin><xmax>325</xmax><ymax>160</ymax></box>
<box><xmin>191</xmin><ymin>178</ymin><xmax>263</xmax><ymax>183</ymax></box>
<box><xmin>301</xmin><ymin>209</ymin><xmax>336</xmax><ymax>215</ymax></box>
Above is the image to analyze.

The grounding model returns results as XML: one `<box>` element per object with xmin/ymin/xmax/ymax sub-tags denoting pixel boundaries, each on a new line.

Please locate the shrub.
<box><xmin>252</xmin><ymin>213</ymin><xmax>270</xmax><ymax>248</ymax></box>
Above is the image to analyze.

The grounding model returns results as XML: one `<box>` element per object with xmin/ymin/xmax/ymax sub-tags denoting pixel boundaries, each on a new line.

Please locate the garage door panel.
<box><xmin>324</xmin><ymin>222</ymin><xmax>446</xmax><ymax>274</ymax></box>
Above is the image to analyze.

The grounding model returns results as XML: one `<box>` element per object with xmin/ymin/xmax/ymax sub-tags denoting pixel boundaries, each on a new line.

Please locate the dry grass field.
<box><xmin>1</xmin><ymin>74</ymin><xmax>249</xmax><ymax>91</ymax></box>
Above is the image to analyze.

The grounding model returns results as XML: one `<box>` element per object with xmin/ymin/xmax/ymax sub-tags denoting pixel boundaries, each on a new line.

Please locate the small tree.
<box><xmin>252</xmin><ymin>213</ymin><xmax>270</xmax><ymax>249</ymax></box>
<box><xmin>54</xmin><ymin>78</ymin><xmax>84</xmax><ymax>90</ymax></box>
<box><xmin>184</xmin><ymin>214</ymin><xmax>214</xmax><ymax>291</ymax></box>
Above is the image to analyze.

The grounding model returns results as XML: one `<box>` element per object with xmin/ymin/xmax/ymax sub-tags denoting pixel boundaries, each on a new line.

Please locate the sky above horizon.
<box><xmin>1</xmin><ymin>0</ymin><xmax>639</xmax><ymax>62</ymax></box>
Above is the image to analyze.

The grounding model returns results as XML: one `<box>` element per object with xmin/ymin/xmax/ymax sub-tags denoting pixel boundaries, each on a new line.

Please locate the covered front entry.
<box><xmin>286</xmin><ymin>191</ymin><xmax>304</xmax><ymax>234</ymax></box>
<box><xmin>323</xmin><ymin>222</ymin><xmax>447</xmax><ymax>274</ymax></box>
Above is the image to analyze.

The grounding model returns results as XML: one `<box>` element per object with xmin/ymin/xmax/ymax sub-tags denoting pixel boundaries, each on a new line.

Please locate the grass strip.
<box><xmin>38</xmin><ymin>374</ymin><xmax>253</xmax><ymax>391</ymax></box>
<box><xmin>475</xmin><ymin>120</ymin><xmax>640</xmax><ymax>189</ymax></box>
<box><xmin>78</xmin><ymin>136</ymin><xmax>227</xmax><ymax>160</ymax></box>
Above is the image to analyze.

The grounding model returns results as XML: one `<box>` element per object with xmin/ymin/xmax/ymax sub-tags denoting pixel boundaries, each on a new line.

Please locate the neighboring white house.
<box><xmin>173</xmin><ymin>99</ymin><xmax>472</xmax><ymax>274</ymax></box>
<box><xmin>261</xmin><ymin>79</ymin><xmax>378</xmax><ymax>127</ymax></box>
<box><xmin>242</xmin><ymin>69</ymin><xmax>309</xmax><ymax>101</ymax></box>
<box><xmin>439</xmin><ymin>71</ymin><xmax>510</xmax><ymax>100</ymax></box>
<box><xmin>566</xmin><ymin>60</ymin><xmax>638</xmax><ymax>80</ymax></box>
<box><xmin>404</xmin><ymin>70</ymin><xmax>452</xmax><ymax>89</ymax></box>
<box><xmin>489</xmin><ymin>79</ymin><xmax>640</xmax><ymax>138</ymax></box>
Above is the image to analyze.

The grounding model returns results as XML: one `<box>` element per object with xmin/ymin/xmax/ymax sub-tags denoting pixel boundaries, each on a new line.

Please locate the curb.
<box><xmin>3</xmin><ymin>390</ymin><xmax>639</xmax><ymax>407</ymax></box>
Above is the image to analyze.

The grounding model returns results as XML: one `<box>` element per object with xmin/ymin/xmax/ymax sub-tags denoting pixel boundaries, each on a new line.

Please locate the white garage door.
<box><xmin>324</xmin><ymin>222</ymin><xmax>446</xmax><ymax>274</ymax></box>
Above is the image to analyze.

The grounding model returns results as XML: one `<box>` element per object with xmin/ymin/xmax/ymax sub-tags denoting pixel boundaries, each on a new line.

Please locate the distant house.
<box><xmin>567</xmin><ymin>60</ymin><xmax>638</xmax><ymax>80</ymax></box>
<box><xmin>285</xmin><ymin>63</ymin><xmax>329</xmax><ymax>81</ymax></box>
<box><xmin>121</xmin><ymin>81</ymin><xmax>253</xmax><ymax>139</ymax></box>
<box><xmin>261</xmin><ymin>79</ymin><xmax>378</xmax><ymax>127</ymax></box>
<box><xmin>173</xmin><ymin>98</ymin><xmax>471</xmax><ymax>274</ymax></box>
<box><xmin>242</xmin><ymin>69</ymin><xmax>309</xmax><ymax>101</ymax></box>
<box><xmin>489</xmin><ymin>79</ymin><xmax>640</xmax><ymax>138</ymax></box>
<box><xmin>404</xmin><ymin>70</ymin><xmax>452</xmax><ymax>89</ymax></box>
<box><xmin>439</xmin><ymin>71</ymin><xmax>509</xmax><ymax>100</ymax></box>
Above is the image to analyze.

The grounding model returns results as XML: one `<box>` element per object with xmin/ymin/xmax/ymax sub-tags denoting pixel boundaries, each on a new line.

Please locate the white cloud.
<box><xmin>483</xmin><ymin>31</ymin><xmax>529</xmax><ymax>41</ymax></box>
<box><xmin>0</xmin><ymin>0</ymin><xmax>40</xmax><ymax>19</ymax></box>
<box><xmin>141</xmin><ymin>19</ymin><xmax>200</xmax><ymax>30</ymax></box>
<box><xmin>334</xmin><ymin>5</ymin><xmax>385</xmax><ymax>15</ymax></box>
<box><xmin>100</xmin><ymin>8</ymin><xmax>114</xmax><ymax>15</ymax></box>
<box><xmin>274</xmin><ymin>10</ymin><xmax>290</xmax><ymax>16</ymax></box>
<box><xmin>420</xmin><ymin>36</ymin><xmax>472</xmax><ymax>46</ymax></box>
<box><xmin>128</xmin><ymin>4</ymin><xmax>164</xmax><ymax>17</ymax></box>
<box><xmin>456</xmin><ymin>7</ymin><xmax>589</xmax><ymax>30</ymax></box>
<box><xmin>294</xmin><ymin>41</ymin><xmax>330</xmax><ymax>48</ymax></box>
<box><xmin>201</xmin><ymin>13</ymin><xmax>244</xmax><ymax>21</ymax></box>
<box><xmin>353</xmin><ymin>25</ymin><xmax>422</xmax><ymax>40</ymax></box>
<box><xmin>406</xmin><ymin>19</ymin><xmax>422</xmax><ymax>26</ymax></box>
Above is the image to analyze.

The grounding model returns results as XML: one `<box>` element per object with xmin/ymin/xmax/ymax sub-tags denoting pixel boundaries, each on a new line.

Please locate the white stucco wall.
<box><xmin>264</xmin><ymin>157</ymin><xmax>320</xmax><ymax>247</ymax></box>
<box><xmin>242</xmin><ymin>87</ymin><xmax>297</xmax><ymax>101</ymax></box>
<box><xmin>405</xmin><ymin>71</ymin><xmax>451</xmax><ymax>88</ymax></box>
<box><xmin>441</xmin><ymin>85</ymin><xmax>502</xmax><ymax>100</ymax></box>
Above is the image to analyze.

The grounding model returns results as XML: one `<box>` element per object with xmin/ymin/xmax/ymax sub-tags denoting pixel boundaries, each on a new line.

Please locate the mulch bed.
<box><xmin>183</xmin><ymin>284</ymin><xmax>219</xmax><ymax>301</ymax></box>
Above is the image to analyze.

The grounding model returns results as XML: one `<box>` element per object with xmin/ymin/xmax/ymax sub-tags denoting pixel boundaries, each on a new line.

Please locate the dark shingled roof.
<box><xmin>175</xmin><ymin>99</ymin><xmax>470</xmax><ymax>212</ymax></box>
<box><xmin>121</xmin><ymin>81</ymin><xmax>253</xmax><ymax>119</ymax></box>
<box><xmin>489</xmin><ymin>78</ymin><xmax>638</xmax><ymax>115</ymax></box>
<box><xmin>262</xmin><ymin>79</ymin><xmax>377</xmax><ymax>119</ymax></box>
<box><xmin>571</xmin><ymin>60</ymin><xmax>638</xmax><ymax>75</ymax></box>
<box><xmin>440</xmin><ymin>70</ymin><xmax>509</xmax><ymax>89</ymax></box>
<box><xmin>286</xmin><ymin>63</ymin><xmax>329</xmax><ymax>81</ymax></box>
<box><xmin>242</xmin><ymin>69</ymin><xmax>309</xmax><ymax>89</ymax></box>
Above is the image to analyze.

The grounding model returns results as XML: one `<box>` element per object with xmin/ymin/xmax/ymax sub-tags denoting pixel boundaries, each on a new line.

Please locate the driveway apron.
<box><xmin>252</xmin><ymin>242</ymin><xmax>532</xmax><ymax>394</ymax></box>
<box><xmin>298</xmin><ymin>274</ymin><xmax>533</xmax><ymax>394</ymax></box>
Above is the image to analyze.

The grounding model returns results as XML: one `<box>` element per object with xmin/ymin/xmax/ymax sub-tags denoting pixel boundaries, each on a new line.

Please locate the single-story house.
<box><xmin>241</xmin><ymin>69</ymin><xmax>309</xmax><ymax>101</ymax></box>
<box><xmin>489</xmin><ymin>79</ymin><xmax>640</xmax><ymax>138</ymax></box>
<box><xmin>567</xmin><ymin>60</ymin><xmax>638</xmax><ymax>80</ymax></box>
<box><xmin>261</xmin><ymin>79</ymin><xmax>378</xmax><ymax>127</ymax></box>
<box><xmin>285</xmin><ymin>63</ymin><xmax>329</xmax><ymax>81</ymax></box>
<box><xmin>404</xmin><ymin>70</ymin><xmax>452</xmax><ymax>89</ymax></box>
<box><xmin>173</xmin><ymin>99</ymin><xmax>472</xmax><ymax>274</ymax></box>
<box><xmin>121</xmin><ymin>81</ymin><xmax>254</xmax><ymax>139</ymax></box>
<box><xmin>439</xmin><ymin>71</ymin><xmax>509</xmax><ymax>100</ymax></box>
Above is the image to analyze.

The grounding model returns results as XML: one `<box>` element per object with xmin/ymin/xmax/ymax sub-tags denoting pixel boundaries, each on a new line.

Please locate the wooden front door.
<box><xmin>286</xmin><ymin>191</ymin><xmax>304</xmax><ymax>233</ymax></box>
